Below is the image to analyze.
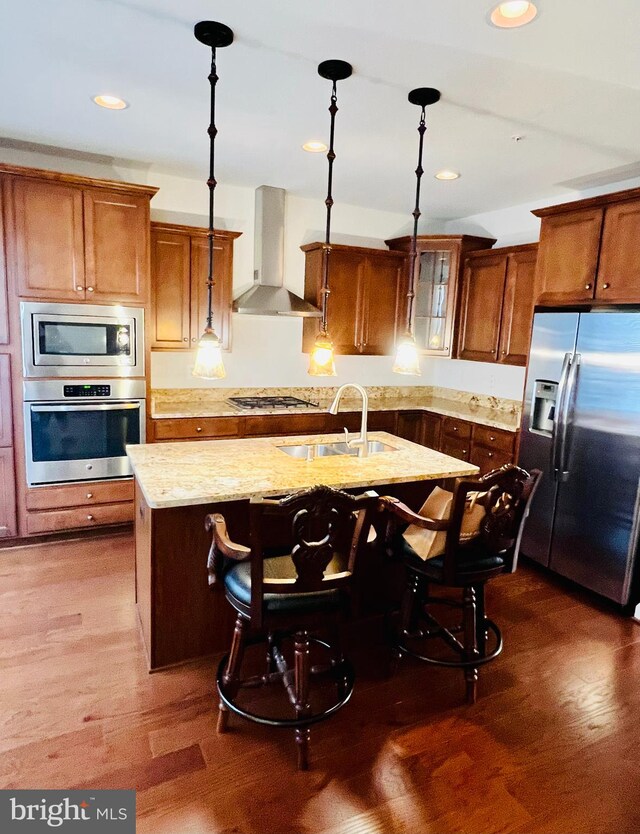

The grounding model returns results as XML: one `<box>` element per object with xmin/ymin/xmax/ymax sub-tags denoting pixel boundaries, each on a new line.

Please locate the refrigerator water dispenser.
<box><xmin>531</xmin><ymin>380</ymin><xmax>558</xmax><ymax>435</ymax></box>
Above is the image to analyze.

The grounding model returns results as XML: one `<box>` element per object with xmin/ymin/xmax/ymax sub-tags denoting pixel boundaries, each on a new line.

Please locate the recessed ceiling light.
<box><xmin>302</xmin><ymin>140</ymin><xmax>327</xmax><ymax>153</ymax></box>
<box><xmin>434</xmin><ymin>170</ymin><xmax>460</xmax><ymax>181</ymax></box>
<box><xmin>490</xmin><ymin>1</ymin><xmax>538</xmax><ymax>28</ymax></box>
<box><xmin>92</xmin><ymin>94</ymin><xmax>128</xmax><ymax>110</ymax></box>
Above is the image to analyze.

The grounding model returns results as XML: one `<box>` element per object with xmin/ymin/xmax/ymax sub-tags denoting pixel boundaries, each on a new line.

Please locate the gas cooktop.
<box><xmin>226</xmin><ymin>396</ymin><xmax>319</xmax><ymax>411</ymax></box>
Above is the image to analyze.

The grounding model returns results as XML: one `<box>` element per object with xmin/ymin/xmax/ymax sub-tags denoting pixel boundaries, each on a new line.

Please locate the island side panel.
<box><xmin>134</xmin><ymin>483</ymin><xmax>153</xmax><ymax>666</ymax></box>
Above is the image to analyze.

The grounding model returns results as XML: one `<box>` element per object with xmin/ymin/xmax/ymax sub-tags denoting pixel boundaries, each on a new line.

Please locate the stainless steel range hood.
<box><xmin>233</xmin><ymin>186</ymin><xmax>321</xmax><ymax>317</ymax></box>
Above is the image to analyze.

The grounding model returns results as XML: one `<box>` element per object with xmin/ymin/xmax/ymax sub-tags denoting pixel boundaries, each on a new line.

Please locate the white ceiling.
<box><xmin>2</xmin><ymin>0</ymin><xmax>640</xmax><ymax>219</ymax></box>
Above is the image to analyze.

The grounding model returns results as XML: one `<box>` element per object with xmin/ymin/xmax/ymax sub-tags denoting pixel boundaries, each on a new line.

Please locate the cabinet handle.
<box><xmin>87</xmin><ymin>286</ymin><xmax>94</xmax><ymax>292</ymax></box>
<box><xmin>602</xmin><ymin>282</ymin><xmax>610</xmax><ymax>289</ymax></box>
<box><xmin>87</xmin><ymin>514</ymin><xmax>94</xmax><ymax>521</ymax></box>
<box><xmin>86</xmin><ymin>492</ymin><xmax>93</xmax><ymax>499</ymax></box>
<box><xmin>196</xmin><ymin>427</ymin><xmax>202</xmax><ymax>433</ymax></box>
<box><xmin>584</xmin><ymin>283</ymin><xmax>592</xmax><ymax>290</ymax></box>
<box><xmin>76</xmin><ymin>285</ymin><xmax>84</xmax><ymax>291</ymax></box>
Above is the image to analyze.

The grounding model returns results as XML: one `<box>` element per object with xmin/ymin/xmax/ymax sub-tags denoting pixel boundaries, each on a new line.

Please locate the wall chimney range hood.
<box><xmin>233</xmin><ymin>186</ymin><xmax>321</xmax><ymax>317</ymax></box>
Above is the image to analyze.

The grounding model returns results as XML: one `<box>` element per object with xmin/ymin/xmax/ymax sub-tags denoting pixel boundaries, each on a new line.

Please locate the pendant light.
<box><xmin>192</xmin><ymin>20</ymin><xmax>233</xmax><ymax>380</ymax></box>
<box><xmin>393</xmin><ymin>87</ymin><xmax>441</xmax><ymax>376</ymax></box>
<box><xmin>308</xmin><ymin>59</ymin><xmax>353</xmax><ymax>377</ymax></box>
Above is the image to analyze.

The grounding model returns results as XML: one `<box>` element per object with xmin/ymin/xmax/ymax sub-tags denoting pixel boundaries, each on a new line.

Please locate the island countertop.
<box><xmin>127</xmin><ymin>431</ymin><xmax>479</xmax><ymax>510</ymax></box>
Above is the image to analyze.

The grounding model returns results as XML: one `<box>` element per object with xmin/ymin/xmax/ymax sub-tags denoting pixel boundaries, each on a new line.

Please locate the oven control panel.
<box><xmin>63</xmin><ymin>384</ymin><xmax>111</xmax><ymax>397</ymax></box>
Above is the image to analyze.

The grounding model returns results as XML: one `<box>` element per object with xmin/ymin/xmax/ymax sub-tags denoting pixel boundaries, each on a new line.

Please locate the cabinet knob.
<box><xmin>196</xmin><ymin>427</ymin><xmax>202</xmax><ymax>432</ymax></box>
<box><xmin>87</xmin><ymin>514</ymin><xmax>94</xmax><ymax>521</ymax></box>
<box><xmin>584</xmin><ymin>283</ymin><xmax>592</xmax><ymax>290</ymax></box>
<box><xmin>488</xmin><ymin>452</ymin><xmax>494</xmax><ymax>458</ymax></box>
<box><xmin>192</xmin><ymin>338</ymin><xmax>197</xmax><ymax>342</ymax></box>
<box><xmin>183</xmin><ymin>337</ymin><xmax>189</xmax><ymax>342</ymax></box>
<box><xmin>602</xmin><ymin>282</ymin><xmax>610</xmax><ymax>289</ymax></box>
<box><xmin>501</xmin><ymin>350</ymin><xmax>506</xmax><ymax>356</ymax></box>
<box><xmin>76</xmin><ymin>285</ymin><xmax>83</xmax><ymax>291</ymax></box>
<box><xmin>490</xmin><ymin>436</ymin><xmax>496</xmax><ymax>442</ymax></box>
<box><xmin>87</xmin><ymin>286</ymin><xmax>94</xmax><ymax>292</ymax></box>
<box><xmin>453</xmin><ymin>426</ymin><xmax>458</xmax><ymax>432</ymax></box>
<box><xmin>86</xmin><ymin>492</ymin><xmax>93</xmax><ymax>499</ymax></box>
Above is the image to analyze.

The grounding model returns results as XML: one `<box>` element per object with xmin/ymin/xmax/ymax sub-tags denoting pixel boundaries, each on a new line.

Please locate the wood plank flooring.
<box><xmin>1</xmin><ymin>532</ymin><xmax>639</xmax><ymax>833</ymax></box>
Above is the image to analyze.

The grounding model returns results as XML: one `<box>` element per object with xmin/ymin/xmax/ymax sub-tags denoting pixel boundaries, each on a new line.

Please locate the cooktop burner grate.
<box><xmin>226</xmin><ymin>396</ymin><xmax>319</xmax><ymax>411</ymax></box>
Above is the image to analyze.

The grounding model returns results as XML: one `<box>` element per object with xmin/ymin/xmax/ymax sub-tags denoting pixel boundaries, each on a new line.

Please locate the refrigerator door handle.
<box><xmin>557</xmin><ymin>353</ymin><xmax>581</xmax><ymax>481</ymax></box>
<box><xmin>551</xmin><ymin>352</ymin><xmax>572</xmax><ymax>480</ymax></box>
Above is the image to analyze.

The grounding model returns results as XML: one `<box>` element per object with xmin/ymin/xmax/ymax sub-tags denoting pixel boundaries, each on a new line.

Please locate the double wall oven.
<box><xmin>20</xmin><ymin>302</ymin><xmax>146</xmax><ymax>487</ymax></box>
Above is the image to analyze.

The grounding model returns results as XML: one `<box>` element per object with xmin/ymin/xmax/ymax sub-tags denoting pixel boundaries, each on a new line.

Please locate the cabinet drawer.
<box><xmin>470</xmin><ymin>445</ymin><xmax>512</xmax><ymax>475</ymax></box>
<box><xmin>26</xmin><ymin>501</ymin><xmax>134</xmax><ymax>535</ymax></box>
<box><xmin>26</xmin><ymin>479</ymin><xmax>134</xmax><ymax>511</ymax></box>
<box><xmin>440</xmin><ymin>437</ymin><xmax>471</xmax><ymax>462</ymax></box>
<box><xmin>153</xmin><ymin>416</ymin><xmax>240</xmax><ymax>440</ymax></box>
<box><xmin>472</xmin><ymin>425</ymin><xmax>515</xmax><ymax>454</ymax></box>
<box><xmin>243</xmin><ymin>413</ymin><xmax>329</xmax><ymax>437</ymax></box>
<box><xmin>442</xmin><ymin>417</ymin><xmax>472</xmax><ymax>441</ymax></box>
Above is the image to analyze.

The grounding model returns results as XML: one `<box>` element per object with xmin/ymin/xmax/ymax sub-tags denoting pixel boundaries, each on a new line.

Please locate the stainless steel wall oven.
<box><xmin>23</xmin><ymin>380</ymin><xmax>146</xmax><ymax>486</ymax></box>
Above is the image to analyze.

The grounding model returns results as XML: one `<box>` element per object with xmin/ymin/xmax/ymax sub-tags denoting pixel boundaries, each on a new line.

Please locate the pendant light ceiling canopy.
<box><xmin>307</xmin><ymin>59</ymin><xmax>353</xmax><ymax>377</ymax></box>
<box><xmin>192</xmin><ymin>20</ymin><xmax>233</xmax><ymax>380</ymax></box>
<box><xmin>392</xmin><ymin>86</ymin><xmax>441</xmax><ymax>377</ymax></box>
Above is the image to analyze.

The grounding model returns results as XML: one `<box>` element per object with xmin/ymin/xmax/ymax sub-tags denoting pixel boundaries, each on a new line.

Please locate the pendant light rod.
<box><xmin>194</xmin><ymin>21</ymin><xmax>234</xmax><ymax>333</ymax></box>
<box><xmin>404</xmin><ymin>87</ymin><xmax>440</xmax><ymax>332</ymax></box>
<box><xmin>317</xmin><ymin>59</ymin><xmax>353</xmax><ymax>336</ymax></box>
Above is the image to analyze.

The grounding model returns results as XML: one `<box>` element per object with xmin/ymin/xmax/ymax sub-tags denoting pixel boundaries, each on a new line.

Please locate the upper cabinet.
<box><xmin>385</xmin><ymin>236</ymin><xmax>496</xmax><ymax>359</ymax></box>
<box><xmin>3</xmin><ymin>166</ymin><xmax>157</xmax><ymax>304</ymax></box>
<box><xmin>150</xmin><ymin>222</ymin><xmax>240</xmax><ymax>351</ymax></box>
<box><xmin>0</xmin><ymin>186</ymin><xmax>8</xmax><ymax>344</ymax></box>
<box><xmin>301</xmin><ymin>243</ymin><xmax>406</xmax><ymax>355</ymax></box>
<box><xmin>457</xmin><ymin>244</ymin><xmax>537</xmax><ymax>366</ymax></box>
<box><xmin>533</xmin><ymin>189</ymin><xmax>640</xmax><ymax>305</ymax></box>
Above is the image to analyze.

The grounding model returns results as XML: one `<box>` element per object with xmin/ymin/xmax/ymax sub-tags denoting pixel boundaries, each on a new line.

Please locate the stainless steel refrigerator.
<box><xmin>519</xmin><ymin>311</ymin><xmax>640</xmax><ymax>605</ymax></box>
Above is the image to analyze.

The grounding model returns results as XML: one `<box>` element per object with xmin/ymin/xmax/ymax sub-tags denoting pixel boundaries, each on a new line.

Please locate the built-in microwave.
<box><xmin>20</xmin><ymin>302</ymin><xmax>144</xmax><ymax>378</ymax></box>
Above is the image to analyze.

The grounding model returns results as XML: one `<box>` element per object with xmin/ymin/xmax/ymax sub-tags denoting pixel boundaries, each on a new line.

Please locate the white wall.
<box><xmin>0</xmin><ymin>143</ymin><xmax>527</xmax><ymax>398</ymax></box>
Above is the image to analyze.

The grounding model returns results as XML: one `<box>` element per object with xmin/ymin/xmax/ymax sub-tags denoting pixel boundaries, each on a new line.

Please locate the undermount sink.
<box><xmin>277</xmin><ymin>440</ymin><xmax>398</xmax><ymax>459</ymax></box>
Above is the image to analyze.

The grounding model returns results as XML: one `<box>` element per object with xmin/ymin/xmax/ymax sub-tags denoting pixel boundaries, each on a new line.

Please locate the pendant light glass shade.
<box><xmin>308</xmin><ymin>332</ymin><xmax>337</xmax><ymax>377</ymax></box>
<box><xmin>192</xmin><ymin>328</ymin><xmax>226</xmax><ymax>379</ymax></box>
<box><xmin>392</xmin><ymin>332</ymin><xmax>421</xmax><ymax>376</ymax></box>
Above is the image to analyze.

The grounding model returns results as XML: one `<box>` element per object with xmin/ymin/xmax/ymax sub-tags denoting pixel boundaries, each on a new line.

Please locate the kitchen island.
<box><xmin>128</xmin><ymin>431</ymin><xmax>478</xmax><ymax>670</ymax></box>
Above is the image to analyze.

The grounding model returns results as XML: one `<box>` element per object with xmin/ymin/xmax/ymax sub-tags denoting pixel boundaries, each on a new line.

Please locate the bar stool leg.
<box><xmin>294</xmin><ymin>629</ymin><xmax>311</xmax><ymax>770</ymax></box>
<box><xmin>463</xmin><ymin>586</ymin><xmax>479</xmax><ymax>705</ymax></box>
<box><xmin>217</xmin><ymin>614</ymin><xmax>248</xmax><ymax>734</ymax></box>
<box><xmin>475</xmin><ymin>583</ymin><xmax>487</xmax><ymax>658</ymax></box>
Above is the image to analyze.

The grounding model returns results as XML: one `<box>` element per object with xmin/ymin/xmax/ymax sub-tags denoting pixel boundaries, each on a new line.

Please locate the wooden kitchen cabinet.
<box><xmin>458</xmin><ymin>244</ymin><xmax>537</xmax><ymax>366</ymax></box>
<box><xmin>385</xmin><ymin>235</ymin><xmax>496</xmax><ymax>359</ymax></box>
<box><xmin>83</xmin><ymin>189</ymin><xmax>150</xmax><ymax>303</ymax></box>
<box><xmin>0</xmin><ymin>188</ymin><xmax>9</xmax><ymax>344</ymax></box>
<box><xmin>4</xmin><ymin>166</ymin><xmax>158</xmax><ymax>303</ymax></box>
<box><xmin>533</xmin><ymin>188</ymin><xmax>640</xmax><ymax>305</ymax></box>
<box><xmin>0</xmin><ymin>354</ymin><xmax>12</xmax><ymax>447</ymax></box>
<box><xmin>150</xmin><ymin>222</ymin><xmax>240</xmax><ymax>351</ymax></box>
<box><xmin>301</xmin><ymin>243</ymin><xmax>406</xmax><ymax>355</ymax></box>
<box><xmin>0</xmin><ymin>447</ymin><xmax>17</xmax><ymax>538</ymax></box>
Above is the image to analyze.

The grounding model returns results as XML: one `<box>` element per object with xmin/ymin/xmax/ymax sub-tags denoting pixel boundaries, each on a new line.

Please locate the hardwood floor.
<box><xmin>1</xmin><ymin>532</ymin><xmax>639</xmax><ymax>833</ymax></box>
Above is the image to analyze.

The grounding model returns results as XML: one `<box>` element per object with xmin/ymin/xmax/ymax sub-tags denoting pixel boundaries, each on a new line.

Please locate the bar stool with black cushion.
<box><xmin>380</xmin><ymin>464</ymin><xmax>541</xmax><ymax>704</ymax></box>
<box><xmin>205</xmin><ymin>484</ymin><xmax>378</xmax><ymax>770</ymax></box>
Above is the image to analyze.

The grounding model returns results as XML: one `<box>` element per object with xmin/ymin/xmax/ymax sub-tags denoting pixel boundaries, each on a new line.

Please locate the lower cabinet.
<box><xmin>0</xmin><ymin>447</ymin><xmax>17</xmax><ymax>538</ymax></box>
<box><xmin>24</xmin><ymin>479</ymin><xmax>134</xmax><ymax>535</ymax></box>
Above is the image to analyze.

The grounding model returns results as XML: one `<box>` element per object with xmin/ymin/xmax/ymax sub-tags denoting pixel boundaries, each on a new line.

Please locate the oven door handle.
<box><xmin>30</xmin><ymin>403</ymin><xmax>142</xmax><ymax>412</ymax></box>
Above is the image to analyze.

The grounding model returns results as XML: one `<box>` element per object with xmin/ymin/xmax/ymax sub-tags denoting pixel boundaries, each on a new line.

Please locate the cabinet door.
<box><xmin>421</xmin><ymin>412</ymin><xmax>442</xmax><ymax>450</ymax></box>
<box><xmin>535</xmin><ymin>208</ymin><xmax>602</xmax><ymax>304</ymax></box>
<box><xmin>0</xmin><ymin>354</ymin><xmax>12</xmax><ymax>447</ymax></box>
<box><xmin>440</xmin><ymin>436</ymin><xmax>471</xmax><ymax>462</ymax></box>
<box><xmin>596</xmin><ymin>200</ymin><xmax>640</xmax><ymax>303</ymax></box>
<box><xmin>361</xmin><ymin>256</ymin><xmax>404</xmax><ymax>355</ymax></box>
<box><xmin>457</xmin><ymin>254</ymin><xmax>507</xmax><ymax>362</ymax></box>
<box><xmin>498</xmin><ymin>249</ymin><xmax>537</xmax><ymax>366</ymax></box>
<box><xmin>151</xmin><ymin>231</ymin><xmax>191</xmax><ymax>349</ymax></box>
<box><xmin>0</xmin><ymin>447</ymin><xmax>16</xmax><ymax>538</ymax></box>
<box><xmin>83</xmin><ymin>189</ymin><xmax>150</xmax><ymax>303</ymax></box>
<box><xmin>190</xmin><ymin>236</ymin><xmax>233</xmax><ymax>350</ymax></box>
<box><xmin>0</xmin><ymin>185</ymin><xmax>8</xmax><ymax>344</ymax></box>
<box><xmin>396</xmin><ymin>411</ymin><xmax>423</xmax><ymax>443</ymax></box>
<box><xmin>11</xmin><ymin>177</ymin><xmax>85</xmax><ymax>300</ymax></box>
<box><xmin>325</xmin><ymin>250</ymin><xmax>366</xmax><ymax>354</ymax></box>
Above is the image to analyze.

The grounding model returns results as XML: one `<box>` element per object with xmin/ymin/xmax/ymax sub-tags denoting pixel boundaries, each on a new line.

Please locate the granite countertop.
<box><xmin>127</xmin><ymin>431</ymin><xmax>479</xmax><ymax>509</ymax></box>
<box><xmin>150</xmin><ymin>395</ymin><xmax>520</xmax><ymax>433</ymax></box>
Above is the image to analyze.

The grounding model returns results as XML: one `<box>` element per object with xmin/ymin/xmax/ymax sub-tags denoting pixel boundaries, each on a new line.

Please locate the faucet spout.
<box><xmin>327</xmin><ymin>383</ymin><xmax>369</xmax><ymax>456</ymax></box>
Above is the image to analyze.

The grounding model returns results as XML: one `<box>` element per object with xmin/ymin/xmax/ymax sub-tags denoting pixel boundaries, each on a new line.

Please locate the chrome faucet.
<box><xmin>328</xmin><ymin>383</ymin><xmax>369</xmax><ymax>457</ymax></box>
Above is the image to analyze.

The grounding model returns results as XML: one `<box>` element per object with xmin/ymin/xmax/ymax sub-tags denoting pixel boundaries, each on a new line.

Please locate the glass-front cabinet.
<box><xmin>385</xmin><ymin>235</ymin><xmax>497</xmax><ymax>359</ymax></box>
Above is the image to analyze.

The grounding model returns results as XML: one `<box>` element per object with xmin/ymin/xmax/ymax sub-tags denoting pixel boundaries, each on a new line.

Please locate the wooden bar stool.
<box><xmin>380</xmin><ymin>465</ymin><xmax>541</xmax><ymax>704</ymax></box>
<box><xmin>206</xmin><ymin>485</ymin><xmax>378</xmax><ymax>770</ymax></box>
